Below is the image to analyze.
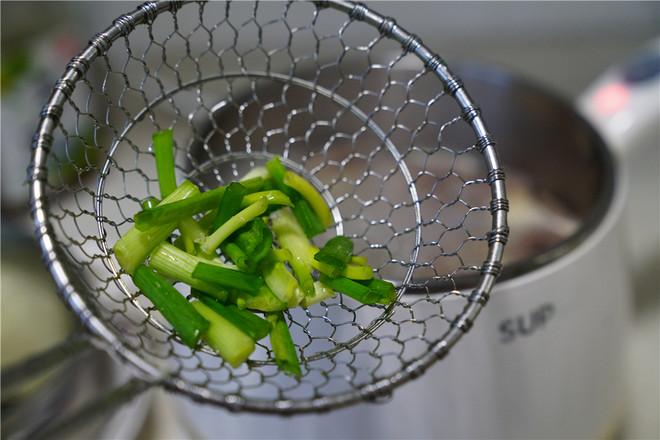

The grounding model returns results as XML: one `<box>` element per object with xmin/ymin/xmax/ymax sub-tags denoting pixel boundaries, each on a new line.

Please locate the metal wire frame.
<box><xmin>27</xmin><ymin>0</ymin><xmax>508</xmax><ymax>414</ymax></box>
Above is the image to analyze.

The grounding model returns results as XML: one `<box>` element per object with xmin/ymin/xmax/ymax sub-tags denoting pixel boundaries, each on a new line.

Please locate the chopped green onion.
<box><xmin>314</xmin><ymin>236</ymin><xmax>354</xmax><ymax>271</ymax></box>
<box><xmin>132</xmin><ymin>265</ymin><xmax>209</xmax><ymax>349</ymax></box>
<box><xmin>240</xmin><ymin>166</ymin><xmax>270</xmax><ymax>182</ymax></box>
<box><xmin>268</xmin><ymin>248</ymin><xmax>293</xmax><ymax>262</ymax></box>
<box><xmin>115</xmin><ymin>145</ymin><xmax>397</xmax><ymax>373</ymax></box>
<box><xmin>266</xmin><ymin>311</ymin><xmax>302</xmax><ymax>376</ymax></box>
<box><xmin>318</xmin><ymin>274</ymin><xmax>380</xmax><ymax>304</ymax></box>
<box><xmin>192</xmin><ymin>261</ymin><xmax>264</xmax><ymax>296</ymax></box>
<box><xmin>340</xmin><ymin>264</ymin><xmax>374</xmax><ymax>280</ymax></box>
<box><xmin>283</xmin><ymin>170</ymin><xmax>332</xmax><ymax>228</ymax></box>
<box><xmin>242</xmin><ymin>190</ymin><xmax>292</xmax><ymax>208</ymax></box>
<box><xmin>291</xmin><ymin>198</ymin><xmax>326</xmax><ymax>238</ymax></box>
<box><xmin>114</xmin><ymin>180</ymin><xmax>199</xmax><ymax>275</ymax></box>
<box><xmin>349</xmin><ymin>255</ymin><xmax>368</xmax><ymax>266</ymax></box>
<box><xmin>198</xmin><ymin>197</ymin><xmax>269</xmax><ymax>255</ymax></box>
<box><xmin>178</xmin><ymin>216</ymin><xmax>206</xmax><ymax>254</ymax></box>
<box><xmin>299</xmin><ymin>281</ymin><xmax>336</xmax><ymax>308</ymax></box>
<box><xmin>233</xmin><ymin>218</ymin><xmax>273</xmax><ymax>264</ymax></box>
<box><xmin>259</xmin><ymin>252</ymin><xmax>301</xmax><ymax>307</ymax></box>
<box><xmin>191</xmin><ymin>290</ymin><xmax>272</xmax><ymax>341</ymax></box>
<box><xmin>311</xmin><ymin>258</ymin><xmax>374</xmax><ymax>280</ymax></box>
<box><xmin>221</xmin><ymin>241</ymin><xmax>254</xmax><ymax>272</ymax></box>
<box><xmin>134</xmin><ymin>177</ymin><xmax>265</xmax><ymax>231</ymax></box>
<box><xmin>212</xmin><ymin>182</ymin><xmax>247</xmax><ymax>231</ymax></box>
<box><xmin>198</xmin><ymin>207</ymin><xmax>219</xmax><ymax>232</ymax></box>
<box><xmin>153</xmin><ymin>129</ymin><xmax>177</xmax><ymax>198</ymax></box>
<box><xmin>270</xmin><ymin>208</ymin><xmax>316</xmax><ymax>296</ymax></box>
<box><xmin>310</xmin><ymin>258</ymin><xmax>340</xmax><ymax>278</ymax></box>
<box><xmin>141</xmin><ymin>197</ymin><xmax>160</xmax><ymax>210</ymax></box>
<box><xmin>229</xmin><ymin>285</ymin><xmax>288</xmax><ymax>312</ymax></box>
<box><xmin>191</xmin><ymin>300</ymin><xmax>255</xmax><ymax>368</ymax></box>
<box><xmin>134</xmin><ymin>188</ymin><xmax>222</xmax><ymax>231</ymax></box>
<box><xmin>234</xmin><ymin>219</ymin><xmax>267</xmax><ymax>256</ymax></box>
<box><xmin>114</xmin><ymin>222</ymin><xmax>175</xmax><ymax>275</ymax></box>
<box><xmin>148</xmin><ymin>242</ymin><xmax>230</xmax><ymax>302</ymax></box>
<box><xmin>266</xmin><ymin>156</ymin><xmax>325</xmax><ymax>238</ymax></box>
<box><xmin>359</xmin><ymin>277</ymin><xmax>397</xmax><ymax>304</ymax></box>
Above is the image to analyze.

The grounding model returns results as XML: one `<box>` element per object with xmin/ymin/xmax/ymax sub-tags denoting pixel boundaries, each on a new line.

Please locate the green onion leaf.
<box><xmin>290</xmin><ymin>199</ymin><xmax>326</xmax><ymax>238</ymax></box>
<box><xmin>313</xmin><ymin>236</ymin><xmax>354</xmax><ymax>271</ymax></box>
<box><xmin>148</xmin><ymin>242</ymin><xmax>230</xmax><ymax>302</ymax></box>
<box><xmin>191</xmin><ymin>300</ymin><xmax>255</xmax><ymax>368</ymax></box>
<box><xmin>192</xmin><ymin>261</ymin><xmax>264</xmax><ymax>296</ymax></box>
<box><xmin>198</xmin><ymin>197</ymin><xmax>269</xmax><ymax>255</ymax></box>
<box><xmin>153</xmin><ymin>129</ymin><xmax>177</xmax><ymax>198</ymax></box>
<box><xmin>132</xmin><ymin>265</ymin><xmax>209</xmax><ymax>349</ymax></box>
<box><xmin>212</xmin><ymin>182</ymin><xmax>247</xmax><ymax>231</ymax></box>
<box><xmin>259</xmin><ymin>252</ymin><xmax>301</xmax><ymax>307</ymax></box>
<box><xmin>266</xmin><ymin>156</ymin><xmax>325</xmax><ymax>238</ymax></box>
<box><xmin>228</xmin><ymin>285</ymin><xmax>288</xmax><ymax>312</ymax></box>
<box><xmin>319</xmin><ymin>274</ymin><xmax>396</xmax><ymax>305</ymax></box>
<box><xmin>191</xmin><ymin>290</ymin><xmax>272</xmax><ymax>341</ymax></box>
<box><xmin>358</xmin><ymin>277</ymin><xmax>397</xmax><ymax>304</ymax></box>
<box><xmin>233</xmin><ymin>218</ymin><xmax>273</xmax><ymax>264</ymax></box>
<box><xmin>266</xmin><ymin>311</ymin><xmax>302</xmax><ymax>376</ymax></box>
<box><xmin>134</xmin><ymin>177</ymin><xmax>265</xmax><ymax>231</ymax></box>
<box><xmin>270</xmin><ymin>208</ymin><xmax>316</xmax><ymax>296</ymax></box>
<box><xmin>134</xmin><ymin>188</ymin><xmax>223</xmax><ymax>231</ymax></box>
<box><xmin>241</xmin><ymin>190</ymin><xmax>293</xmax><ymax>208</ymax></box>
<box><xmin>283</xmin><ymin>170</ymin><xmax>332</xmax><ymax>228</ymax></box>
<box><xmin>221</xmin><ymin>242</ymin><xmax>255</xmax><ymax>272</ymax></box>
<box><xmin>299</xmin><ymin>281</ymin><xmax>336</xmax><ymax>308</ymax></box>
<box><xmin>114</xmin><ymin>180</ymin><xmax>199</xmax><ymax>275</ymax></box>
<box><xmin>318</xmin><ymin>273</ymin><xmax>380</xmax><ymax>304</ymax></box>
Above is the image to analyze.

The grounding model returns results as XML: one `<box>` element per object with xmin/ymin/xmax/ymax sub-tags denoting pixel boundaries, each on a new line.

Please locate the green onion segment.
<box><xmin>114</xmin><ymin>133</ymin><xmax>396</xmax><ymax>371</ymax></box>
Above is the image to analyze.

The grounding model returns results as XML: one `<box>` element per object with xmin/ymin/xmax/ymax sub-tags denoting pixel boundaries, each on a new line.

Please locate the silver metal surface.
<box><xmin>28</xmin><ymin>0</ymin><xmax>507</xmax><ymax>413</ymax></box>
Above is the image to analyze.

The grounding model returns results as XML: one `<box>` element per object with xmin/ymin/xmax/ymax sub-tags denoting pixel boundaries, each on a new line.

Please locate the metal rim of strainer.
<box><xmin>28</xmin><ymin>0</ymin><xmax>508</xmax><ymax>413</ymax></box>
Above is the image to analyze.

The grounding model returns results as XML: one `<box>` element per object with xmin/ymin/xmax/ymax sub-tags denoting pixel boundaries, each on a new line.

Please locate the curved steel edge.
<box><xmin>28</xmin><ymin>0</ymin><xmax>186</xmax><ymax>383</ymax></box>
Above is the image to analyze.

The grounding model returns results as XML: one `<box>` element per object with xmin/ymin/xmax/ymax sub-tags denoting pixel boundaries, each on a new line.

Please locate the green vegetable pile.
<box><xmin>113</xmin><ymin>130</ymin><xmax>396</xmax><ymax>374</ymax></box>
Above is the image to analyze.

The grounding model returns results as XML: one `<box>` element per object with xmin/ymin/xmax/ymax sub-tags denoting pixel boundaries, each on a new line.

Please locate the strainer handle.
<box><xmin>1</xmin><ymin>333</ymin><xmax>88</xmax><ymax>391</ymax></box>
<box><xmin>1</xmin><ymin>333</ymin><xmax>152</xmax><ymax>439</ymax></box>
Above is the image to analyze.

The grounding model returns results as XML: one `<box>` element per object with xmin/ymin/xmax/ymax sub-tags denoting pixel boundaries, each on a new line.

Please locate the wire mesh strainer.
<box><xmin>26</xmin><ymin>0</ymin><xmax>508</xmax><ymax>416</ymax></box>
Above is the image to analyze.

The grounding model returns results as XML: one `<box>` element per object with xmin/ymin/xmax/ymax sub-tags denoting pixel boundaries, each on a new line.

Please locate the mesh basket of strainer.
<box><xmin>23</xmin><ymin>0</ymin><xmax>508</xmax><ymax>421</ymax></box>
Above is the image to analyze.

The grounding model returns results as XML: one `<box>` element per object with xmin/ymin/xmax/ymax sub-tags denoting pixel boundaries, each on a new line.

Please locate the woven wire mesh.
<box><xmin>29</xmin><ymin>0</ymin><xmax>508</xmax><ymax>412</ymax></box>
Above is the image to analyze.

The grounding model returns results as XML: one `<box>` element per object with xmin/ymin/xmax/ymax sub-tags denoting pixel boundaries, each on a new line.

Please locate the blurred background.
<box><xmin>2</xmin><ymin>1</ymin><xmax>658</xmax><ymax>439</ymax></box>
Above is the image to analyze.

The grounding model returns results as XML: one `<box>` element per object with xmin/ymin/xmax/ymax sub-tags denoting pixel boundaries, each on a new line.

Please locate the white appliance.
<box><xmin>578</xmin><ymin>37</ymin><xmax>660</xmax><ymax>292</ymax></box>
